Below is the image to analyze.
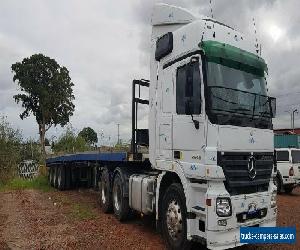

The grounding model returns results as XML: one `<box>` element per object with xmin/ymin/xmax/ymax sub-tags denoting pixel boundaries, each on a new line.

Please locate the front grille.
<box><xmin>218</xmin><ymin>152</ymin><xmax>273</xmax><ymax>195</ymax></box>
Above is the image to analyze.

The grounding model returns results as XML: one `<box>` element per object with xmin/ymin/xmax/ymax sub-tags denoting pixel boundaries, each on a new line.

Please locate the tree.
<box><xmin>52</xmin><ymin>126</ymin><xmax>90</xmax><ymax>154</ymax></box>
<box><xmin>11</xmin><ymin>54</ymin><xmax>75</xmax><ymax>157</ymax></box>
<box><xmin>78</xmin><ymin>127</ymin><xmax>98</xmax><ymax>146</ymax></box>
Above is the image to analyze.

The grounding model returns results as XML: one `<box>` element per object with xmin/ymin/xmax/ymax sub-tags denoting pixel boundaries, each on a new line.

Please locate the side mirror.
<box><xmin>155</xmin><ymin>32</ymin><xmax>173</xmax><ymax>61</ymax></box>
<box><xmin>185</xmin><ymin>100</ymin><xmax>200</xmax><ymax>130</ymax></box>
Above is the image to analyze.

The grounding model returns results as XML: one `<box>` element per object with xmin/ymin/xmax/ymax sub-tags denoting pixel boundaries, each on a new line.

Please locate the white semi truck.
<box><xmin>47</xmin><ymin>4</ymin><xmax>277</xmax><ymax>249</ymax></box>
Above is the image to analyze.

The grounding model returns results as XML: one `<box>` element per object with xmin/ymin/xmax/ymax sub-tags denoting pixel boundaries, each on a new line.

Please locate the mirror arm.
<box><xmin>191</xmin><ymin>113</ymin><xmax>200</xmax><ymax>130</ymax></box>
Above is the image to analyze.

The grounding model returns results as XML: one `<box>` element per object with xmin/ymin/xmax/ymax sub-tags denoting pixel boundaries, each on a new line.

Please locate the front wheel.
<box><xmin>161</xmin><ymin>183</ymin><xmax>191</xmax><ymax>250</ymax></box>
<box><xmin>112</xmin><ymin>172</ymin><xmax>129</xmax><ymax>221</ymax></box>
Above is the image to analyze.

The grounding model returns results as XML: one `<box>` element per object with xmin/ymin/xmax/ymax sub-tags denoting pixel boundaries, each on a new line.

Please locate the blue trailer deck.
<box><xmin>46</xmin><ymin>151</ymin><xmax>150</xmax><ymax>190</ymax></box>
<box><xmin>46</xmin><ymin>152</ymin><xmax>127</xmax><ymax>165</ymax></box>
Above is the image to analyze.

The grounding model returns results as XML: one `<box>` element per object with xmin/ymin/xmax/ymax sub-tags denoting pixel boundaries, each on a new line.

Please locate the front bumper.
<box><xmin>282</xmin><ymin>176</ymin><xmax>297</xmax><ymax>186</ymax></box>
<box><xmin>206</xmin><ymin>219</ymin><xmax>276</xmax><ymax>250</ymax></box>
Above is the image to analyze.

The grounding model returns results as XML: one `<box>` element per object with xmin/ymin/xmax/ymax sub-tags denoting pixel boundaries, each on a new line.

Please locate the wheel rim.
<box><xmin>102</xmin><ymin>182</ymin><xmax>107</xmax><ymax>204</ymax></box>
<box><xmin>166</xmin><ymin>200</ymin><xmax>183</xmax><ymax>240</ymax></box>
<box><xmin>113</xmin><ymin>181</ymin><xmax>122</xmax><ymax>212</ymax></box>
<box><xmin>50</xmin><ymin>169</ymin><xmax>53</xmax><ymax>183</ymax></box>
<box><xmin>57</xmin><ymin>168</ymin><xmax>61</xmax><ymax>186</ymax></box>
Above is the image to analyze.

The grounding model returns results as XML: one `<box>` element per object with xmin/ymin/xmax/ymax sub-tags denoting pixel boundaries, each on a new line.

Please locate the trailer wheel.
<box><xmin>49</xmin><ymin>167</ymin><xmax>54</xmax><ymax>187</ymax></box>
<box><xmin>57</xmin><ymin>166</ymin><xmax>66</xmax><ymax>191</ymax></box>
<box><xmin>65</xmin><ymin>166</ymin><xmax>71</xmax><ymax>190</ymax></box>
<box><xmin>161</xmin><ymin>183</ymin><xmax>191</xmax><ymax>250</ymax></box>
<box><xmin>53</xmin><ymin>166</ymin><xmax>58</xmax><ymax>188</ymax></box>
<box><xmin>93</xmin><ymin>166</ymin><xmax>99</xmax><ymax>191</ymax></box>
<box><xmin>100</xmin><ymin>168</ymin><xmax>113</xmax><ymax>213</ymax></box>
<box><xmin>112</xmin><ymin>172</ymin><xmax>129</xmax><ymax>221</ymax></box>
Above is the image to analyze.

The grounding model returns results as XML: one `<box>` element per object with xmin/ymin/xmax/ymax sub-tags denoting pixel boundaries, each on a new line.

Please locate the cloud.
<box><xmin>0</xmin><ymin>0</ymin><xmax>299</xmax><ymax>144</ymax></box>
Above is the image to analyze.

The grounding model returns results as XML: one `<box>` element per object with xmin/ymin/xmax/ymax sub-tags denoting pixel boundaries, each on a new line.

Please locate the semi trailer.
<box><xmin>46</xmin><ymin>4</ymin><xmax>277</xmax><ymax>249</ymax></box>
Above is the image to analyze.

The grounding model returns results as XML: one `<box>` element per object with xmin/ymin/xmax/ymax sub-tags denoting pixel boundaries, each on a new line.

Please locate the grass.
<box><xmin>69</xmin><ymin>203</ymin><xmax>97</xmax><ymax>220</ymax></box>
<box><xmin>0</xmin><ymin>175</ymin><xmax>53</xmax><ymax>192</ymax></box>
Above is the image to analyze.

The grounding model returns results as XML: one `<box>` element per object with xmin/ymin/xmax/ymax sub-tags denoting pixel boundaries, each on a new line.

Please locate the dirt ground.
<box><xmin>0</xmin><ymin>187</ymin><xmax>299</xmax><ymax>250</ymax></box>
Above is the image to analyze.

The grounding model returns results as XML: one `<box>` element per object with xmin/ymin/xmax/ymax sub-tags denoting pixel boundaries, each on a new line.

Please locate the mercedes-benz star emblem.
<box><xmin>248</xmin><ymin>156</ymin><xmax>257</xmax><ymax>180</ymax></box>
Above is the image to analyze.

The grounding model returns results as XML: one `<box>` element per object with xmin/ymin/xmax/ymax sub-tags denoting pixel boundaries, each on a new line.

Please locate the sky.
<box><xmin>0</xmin><ymin>0</ymin><xmax>300</xmax><ymax>144</ymax></box>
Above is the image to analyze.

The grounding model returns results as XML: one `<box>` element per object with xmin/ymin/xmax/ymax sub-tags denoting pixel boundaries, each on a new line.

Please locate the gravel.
<box><xmin>0</xmin><ymin>187</ymin><xmax>299</xmax><ymax>249</ymax></box>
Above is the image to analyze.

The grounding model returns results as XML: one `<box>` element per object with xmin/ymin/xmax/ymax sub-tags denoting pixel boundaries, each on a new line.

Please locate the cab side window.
<box><xmin>276</xmin><ymin>151</ymin><xmax>289</xmax><ymax>161</ymax></box>
<box><xmin>176</xmin><ymin>61</ymin><xmax>201</xmax><ymax>115</ymax></box>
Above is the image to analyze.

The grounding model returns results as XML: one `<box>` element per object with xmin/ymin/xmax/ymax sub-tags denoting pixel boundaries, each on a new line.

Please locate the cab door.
<box><xmin>172</xmin><ymin>55</ymin><xmax>206</xmax><ymax>174</ymax></box>
<box><xmin>157</xmin><ymin>65</ymin><xmax>173</xmax><ymax>161</ymax></box>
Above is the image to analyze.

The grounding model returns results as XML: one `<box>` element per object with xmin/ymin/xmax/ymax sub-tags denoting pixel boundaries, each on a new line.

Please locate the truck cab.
<box><xmin>149</xmin><ymin>4</ymin><xmax>277</xmax><ymax>249</ymax></box>
<box><xmin>275</xmin><ymin>148</ymin><xmax>300</xmax><ymax>193</ymax></box>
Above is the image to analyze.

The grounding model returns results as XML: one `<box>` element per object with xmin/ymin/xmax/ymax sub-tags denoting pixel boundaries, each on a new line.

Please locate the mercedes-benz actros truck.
<box><xmin>47</xmin><ymin>4</ymin><xmax>277</xmax><ymax>249</ymax></box>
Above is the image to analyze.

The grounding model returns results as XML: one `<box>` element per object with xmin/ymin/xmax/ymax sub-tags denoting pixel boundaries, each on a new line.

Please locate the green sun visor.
<box><xmin>199</xmin><ymin>41</ymin><xmax>268</xmax><ymax>77</ymax></box>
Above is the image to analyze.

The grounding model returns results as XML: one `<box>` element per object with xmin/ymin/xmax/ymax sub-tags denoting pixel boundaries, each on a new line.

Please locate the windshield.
<box><xmin>292</xmin><ymin>150</ymin><xmax>300</xmax><ymax>163</ymax></box>
<box><xmin>205</xmin><ymin>62</ymin><xmax>275</xmax><ymax>129</ymax></box>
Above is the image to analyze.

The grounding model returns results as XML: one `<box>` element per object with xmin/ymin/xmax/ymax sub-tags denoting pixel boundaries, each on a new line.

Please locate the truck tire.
<box><xmin>65</xmin><ymin>166</ymin><xmax>71</xmax><ymax>190</ymax></box>
<box><xmin>274</xmin><ymin>173</ymin><xmax>282</xmax><ymax>194</ymax></box>
<box><xmin>161</xmin><ymin>183</ymin><xmax>191</xmax><ymax>250</ymax></box>
<box><xmin>93</xmin><ymin>166</ymin><xmax>99</xmax><ymax>191</ymax></box>
<box><xmin>112</xmin><ymin>171</ymin><xmax>129</xmax><ymax>221</ymax></box>
<box><xmin>284</xmin><ymin>186</ymin><xmax>294</xmax><ymax>194</ymax></box>
<box><xmin>57</xmin><ymin>166</ymin><xmax>66</xmax><ymax>191</ymax></box>
<box><xmin>54</xmin><ymin>166</ymin><xmax>58</xmax><ymax>188</ymax></box>
<box><xmin>49</xmin><ymin>167</ymin><xmax>55</xmax><ymax>187</ymax></box>
<box><xmin>100</xmin><ymin>168</ymin><xmax>113</xmax><ymax>213</ymax></box>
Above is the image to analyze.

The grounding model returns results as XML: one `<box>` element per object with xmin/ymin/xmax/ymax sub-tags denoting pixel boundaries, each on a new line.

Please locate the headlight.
<box><xmin>271</xmin><ymin>190</ymin><xmax>277</xmax><ymax>208</ymax></box>
<box><xmin>216</xmin><ymin>197</ymin><xmax>232</xmax><ymax>217</ymax></box>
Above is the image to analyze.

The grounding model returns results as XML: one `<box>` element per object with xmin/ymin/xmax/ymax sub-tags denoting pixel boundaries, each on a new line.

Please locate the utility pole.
<box><xmin>292</xmin><ymin>109</ymin><xmax>298</xmax><ymax>133</ymax></box>
<box><xmin>117</xmin><ymin>124</ymin><xmax>120</xmax><ymax>145</ymax></box>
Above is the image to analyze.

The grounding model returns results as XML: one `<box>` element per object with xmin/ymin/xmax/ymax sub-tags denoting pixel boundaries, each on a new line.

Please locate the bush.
<box><xmin>20</xmin><ymin>139</ymin><xmax>43</xmax><ymax>164</ymax></box>
<box><xmin>52</xmin><ymin>126</ymin><xmax>90</xmax><ymax>154</ymax></box>
<box><xmin>0</xmin><ymin>116</ymin><xmax>22</xmax><ymax>185</ymax></box>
